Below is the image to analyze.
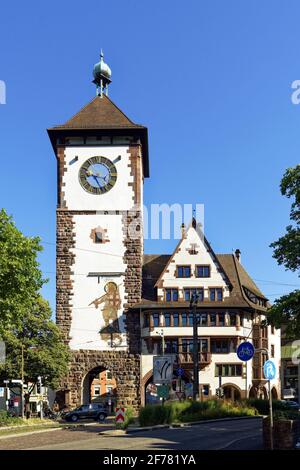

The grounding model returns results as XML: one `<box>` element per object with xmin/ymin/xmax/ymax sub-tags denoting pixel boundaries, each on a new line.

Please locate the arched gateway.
<box><xmin>62</xmin><ymin>351</ymin><xmax>141</xmax><ymax>410</ymax></box>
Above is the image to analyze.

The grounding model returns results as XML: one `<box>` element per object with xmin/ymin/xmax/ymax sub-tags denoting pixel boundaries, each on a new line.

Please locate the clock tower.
<box><xmin>48</xmin><ymin>53</ymin><xmax>148</xmax><ymax>408</ymax></box>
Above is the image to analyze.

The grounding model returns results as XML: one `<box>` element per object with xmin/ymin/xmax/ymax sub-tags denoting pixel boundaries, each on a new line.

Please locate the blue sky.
<box><xmin>0</xmin><ymin>0</ymin><xmax>299</xmax><ymax>312</ymax></box>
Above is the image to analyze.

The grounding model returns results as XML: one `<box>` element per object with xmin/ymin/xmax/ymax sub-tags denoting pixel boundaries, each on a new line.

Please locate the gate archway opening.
<box><xmin>82</xmin><ymin>366</ymin><xmax>117</xmax><ymax>413</ymax></box>
<box><xmin>223</xmin><ymin>384</ymin><xmax>241</xmax><ymax>401</ymax></box>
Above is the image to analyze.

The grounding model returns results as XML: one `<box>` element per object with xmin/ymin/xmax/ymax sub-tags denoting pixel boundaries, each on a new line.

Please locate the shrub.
<box><xmin>138</xmin><ymin>400</ymin><xmax>257</xmax><ymax>426</ymax></box>
<box><xmin>273</xmin><ymin>410</ymin><xmax>300</xmax><ymax>421</ymax></box>
<box><xmin>244</xmin><ymin>399</ymin><xmax>288</xmax><ymax>415</ymax></box>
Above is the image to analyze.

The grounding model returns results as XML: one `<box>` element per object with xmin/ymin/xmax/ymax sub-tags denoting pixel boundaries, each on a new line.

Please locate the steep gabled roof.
<box><xmin>154</xmin><ymin>221</ymin><xmax>232</xmax><ymax>290</ymax></box>
<box><xmin>47</xmin><ymin>95</ymin><xmax>149</xmax><ymax>176</ymax></box>
<box><xmin>139</xmin><ymin>252</ymin><xmax>268</xmax><ymax>312</ymax></box>
<box><xmin>50</xmin><ymin>95</ymin><xmax>145</xmax><ymax>130</ymax></box>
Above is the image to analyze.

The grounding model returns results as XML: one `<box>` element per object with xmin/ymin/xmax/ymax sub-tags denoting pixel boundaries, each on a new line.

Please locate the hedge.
<box><xmin>139</xmin><ymin>400</ymin><xmax>257</xmax><ymax>427</ymax></box>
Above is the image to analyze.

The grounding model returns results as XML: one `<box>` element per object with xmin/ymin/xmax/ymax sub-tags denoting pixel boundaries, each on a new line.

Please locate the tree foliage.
<box><xmin>267</xmin><ymin>165</ymin><xmax>300</xmax><ymax>338</ymax></box>
<box><xmin>0</xmin><ymin>209</ymin><xmax>69</xmax><ymax>389</ymax></box>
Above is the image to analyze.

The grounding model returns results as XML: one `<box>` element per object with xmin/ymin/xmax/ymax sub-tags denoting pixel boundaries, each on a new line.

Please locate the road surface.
<box><xmin>0</xmin><ymin>417</ymin><xmax>262</xmax><ymax>450</ymax></box>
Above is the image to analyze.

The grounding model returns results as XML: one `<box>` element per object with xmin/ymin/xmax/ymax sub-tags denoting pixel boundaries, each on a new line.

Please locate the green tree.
<box><xmin>0</xmin><ymin>209</ymin><xmax>69</xmax><ymax>399</ymax></box>
<box><xmin>267</xmin><ymin>165</ymin><xmax>300</xmax><ymax>338</ymax></box>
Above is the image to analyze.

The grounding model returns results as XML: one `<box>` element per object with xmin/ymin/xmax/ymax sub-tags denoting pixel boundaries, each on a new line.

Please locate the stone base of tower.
<box><xmin>57</xmin><ymin>350</ymin><xmax>141</xmax><ymax>412</ymax></box>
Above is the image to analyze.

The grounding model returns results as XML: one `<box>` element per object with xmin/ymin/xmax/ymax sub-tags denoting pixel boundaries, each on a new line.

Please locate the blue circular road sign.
<box><xmin>237</xmin><ymin>341</ymin><xmax>255</xmax><ymax>361</ymax></box>
<box><xmin>263</xmin><ymin>360</ymin><xmax>276</xmax><ymax>380</ymax></box>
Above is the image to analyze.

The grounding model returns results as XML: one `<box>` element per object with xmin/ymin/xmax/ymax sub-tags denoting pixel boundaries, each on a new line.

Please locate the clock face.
<box><xmin>78</xmin><ymin>156</ymin><xmax>117</xmax><ymax>194</ymax></box>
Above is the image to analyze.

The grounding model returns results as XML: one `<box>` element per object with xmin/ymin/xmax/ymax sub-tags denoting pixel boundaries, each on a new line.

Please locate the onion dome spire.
<box><xmin>92</xmin><ymin>50</ymin><xmax>112</xmax><ymax>97</ymax></box>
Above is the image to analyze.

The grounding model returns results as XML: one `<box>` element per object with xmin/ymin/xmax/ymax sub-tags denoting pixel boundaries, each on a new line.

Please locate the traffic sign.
<box><xmin>237</xmin><ymin>341</ymin><xmax>255</xmax><ymax>361</ymax></box>
<box><xmin>176</xmin><ymin>367</ymin><xmax>184</xmax><ymax>377</ymax></box>
<box><xmin>216</xmin><ymin>387</ymin><xmax>224</xmax><ymax>398</ymax></box>
<box><xmin>264</xmin><ymin>360</ymin><xmax>276</xmax><ymax>380</ymax></box>
<box><xmin>153</xmin><ymin>356</ymin><xmax>173</xmax><ymax>384</ymax></box>
<box><xmin>176</xmin><ymin>391</ymin><xmax>185</xmax><ymax>400</ymax></box>
<box><xmin>157</xmin><ymin>385</ymin><xmax>169</xmax><ymax>399</ymax></box>
<box><xmin>184</xmin><ymin>383</ymin><xmax>193</xmax><ymax>397</ymax></box>
<box><xmin>116</xmin><ymin>407</ymin><xmax>125</xmax><ymax>423</ymax></box>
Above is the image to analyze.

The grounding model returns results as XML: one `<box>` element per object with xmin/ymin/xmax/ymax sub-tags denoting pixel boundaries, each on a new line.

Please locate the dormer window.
<box><xmin>177</xmin><ymin>265</ymin><xmax>191</xmax><ymax>278</ymax></box>
<box><xmin>196</xmin><ymin>265</ymin><xmax>210</xmax><ymax>278</ymax></box>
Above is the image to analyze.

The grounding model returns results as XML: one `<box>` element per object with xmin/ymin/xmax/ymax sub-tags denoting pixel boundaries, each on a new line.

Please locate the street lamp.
<box><xmin>190</xmin><ymin>293</ymin><xmax>200</xmax><ymax>401</ymax></box>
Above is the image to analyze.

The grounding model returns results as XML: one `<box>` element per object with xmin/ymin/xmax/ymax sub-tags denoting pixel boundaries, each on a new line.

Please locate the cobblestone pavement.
<box><xmin>0</xmin><ymin>422</ymin><xmax>114</xmax><ymax>450</ymax></box>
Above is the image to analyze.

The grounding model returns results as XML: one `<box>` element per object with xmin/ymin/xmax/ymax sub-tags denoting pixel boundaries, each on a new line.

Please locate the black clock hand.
<box><xmin>92</xmin><ymin>175</ymin><xmax>103</xmax><ymax>189</ymax></box>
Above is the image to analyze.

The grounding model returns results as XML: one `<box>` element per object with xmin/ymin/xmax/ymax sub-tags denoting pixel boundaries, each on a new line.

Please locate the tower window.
<box><xmin>95</xmin><ymin>231</ymin><xmax>103</xmax><ymax>243</ymax></box>
<box><xmin>90</xmin><ymin>226</ymin><xmax>109</xmax><ymax>244</ymax></box>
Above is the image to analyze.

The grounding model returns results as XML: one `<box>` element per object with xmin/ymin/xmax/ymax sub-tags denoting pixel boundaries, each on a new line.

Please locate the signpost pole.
<box><xmin>260</xmin><ymin>353</ymin><xmax>275</xmax><ymax>451</ymax></box>
<box><xmin>190</xmin><ymin>294</ymin><xmax>199</xmax><ymax>401</ymax></box>
<box><xmin>268</xmin><ymin>379</ymin><xmax>273</xmax><ymax>450</ymax></box>
<box><xmin>245</xmin><ymin>362</ymin><xmax>247</xmax><ymax>399</ymax></box>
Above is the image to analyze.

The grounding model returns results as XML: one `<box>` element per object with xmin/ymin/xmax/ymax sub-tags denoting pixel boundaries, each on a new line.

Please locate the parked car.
<box><xmin>64</xmin><ymin>403</ymin><xmax>108</xmax><ymax>422</ymax></box>
<box><xmin>283</xmin><ymin>388</ymin><xmax>297</xmax><ymax>400</ymax></box>
<box><xmin>284</xmin><ymin>400</ymin><xmax>300</xmax><ymax>411</ymax></box>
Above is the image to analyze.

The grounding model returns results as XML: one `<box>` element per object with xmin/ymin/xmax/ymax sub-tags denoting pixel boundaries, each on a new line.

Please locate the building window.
<box><xmin>271</xmin><ymin>325</ymin><xmax>275</xmax><ymax>334</ymax></box>
<box><xmin>229</xmin><ymin>314</ymin><xmax>236</xmax><ymax>326</ymax></box>
<box><xmin>144</xmin><ymin>314</ymin><xmax>150</xmax><ymax>327</ymax></box>
<box><xmin>209</xmin><ymin>313</ymin><xmax>216</xmax><ymax>326</ymax></box>
<box><xmin>210</xmin><ymin>288</ymin><xmax>223</xmax><ymax>301</ymax></box>
<box><xmin>152</xmin><ymin>313</ymin><xmax>160</xmax><ymax>327</ymax></box>
<box><xmin>164</xmin><ymin>313</ymin><xmax>171</xmax><ymax>327</ymax></box>
<box><xmin>165</xmin><ymin>339</ymin><xmax>178</xmax><ymax>354</ymax></box>
<box><xmin>93</xmin><ymin>385</ymin><xmax>101</xmax><ymax>396</ymax></box>
<box><xmin>200</xmin><ymin>338</ymin><xmax>208</xmax><ymax>352</ymax></box>
<box><xmin>271</xmin><ymin>345</ymin><xmax>275</xmax><ymax>358</ymax></box>
<box><xmin>165</xmin><ymin>288</ymin><xmax>179</xmax><ymax>302</ymax></box>
<box><xmin>215</xmin><ymin>364</ymin><xmax>242</xmax><ymax>377</ymax></box>
<box><xmin>106</xmin><ymin>385</ymin><xmax>113</xmax><ymax>395</ymax></box>
<box><xmin>173</xmin><ymin>312</ymin><xmax>179</xmax><ymax>327</ymax></box>
<box><xmin>211</xmin><ymin>339</ymin><xmax>229</xmax><ymax>353</ymax></box>
<box><xmin>196</xmin><ymin>265</ymin><xmax>210</xmax><ymax>278</ymax></box>
<box><xmin>184</xmin><ymin>288</ymin><xmax>204</xmax><ymax>302</ymax></box>
<box><xmin>200</xmin><ymin>313</ymin><xmax>208</xmax><ymax>326</ymax></box>
<box><xmin>182</xmin><ymin>338</ymin><xmax>193</xmax><ymax>353</ymax></box>
<box><xmin>181</xmin><ymin>338</ymin><xmax>208</xmax><ymax>353</ymax></box>
<box><xmin>182</xmin><ymin>312</ymin><xmax>188</xmax><ymax>327</ymax></box>
<box><xmin>202</xmin><ymin>384</ymin><xmax>209</xmax><ymax>396</ymax></box>
<box><xmin>177</xmin><ymin>266</ymin><xmax>191</xmax><ymax>278</ymax></box>
<box><xmin>218</xmin><ymin>313</ymin><xmax>225</xmax><ymax>327</ymax></box>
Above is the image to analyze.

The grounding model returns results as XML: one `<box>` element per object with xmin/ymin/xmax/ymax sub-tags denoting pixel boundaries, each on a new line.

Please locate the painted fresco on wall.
<box><xmin>89</xmin><ymin>281</ymin><xmax>123</xmax><ymax>346</ymax></box>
